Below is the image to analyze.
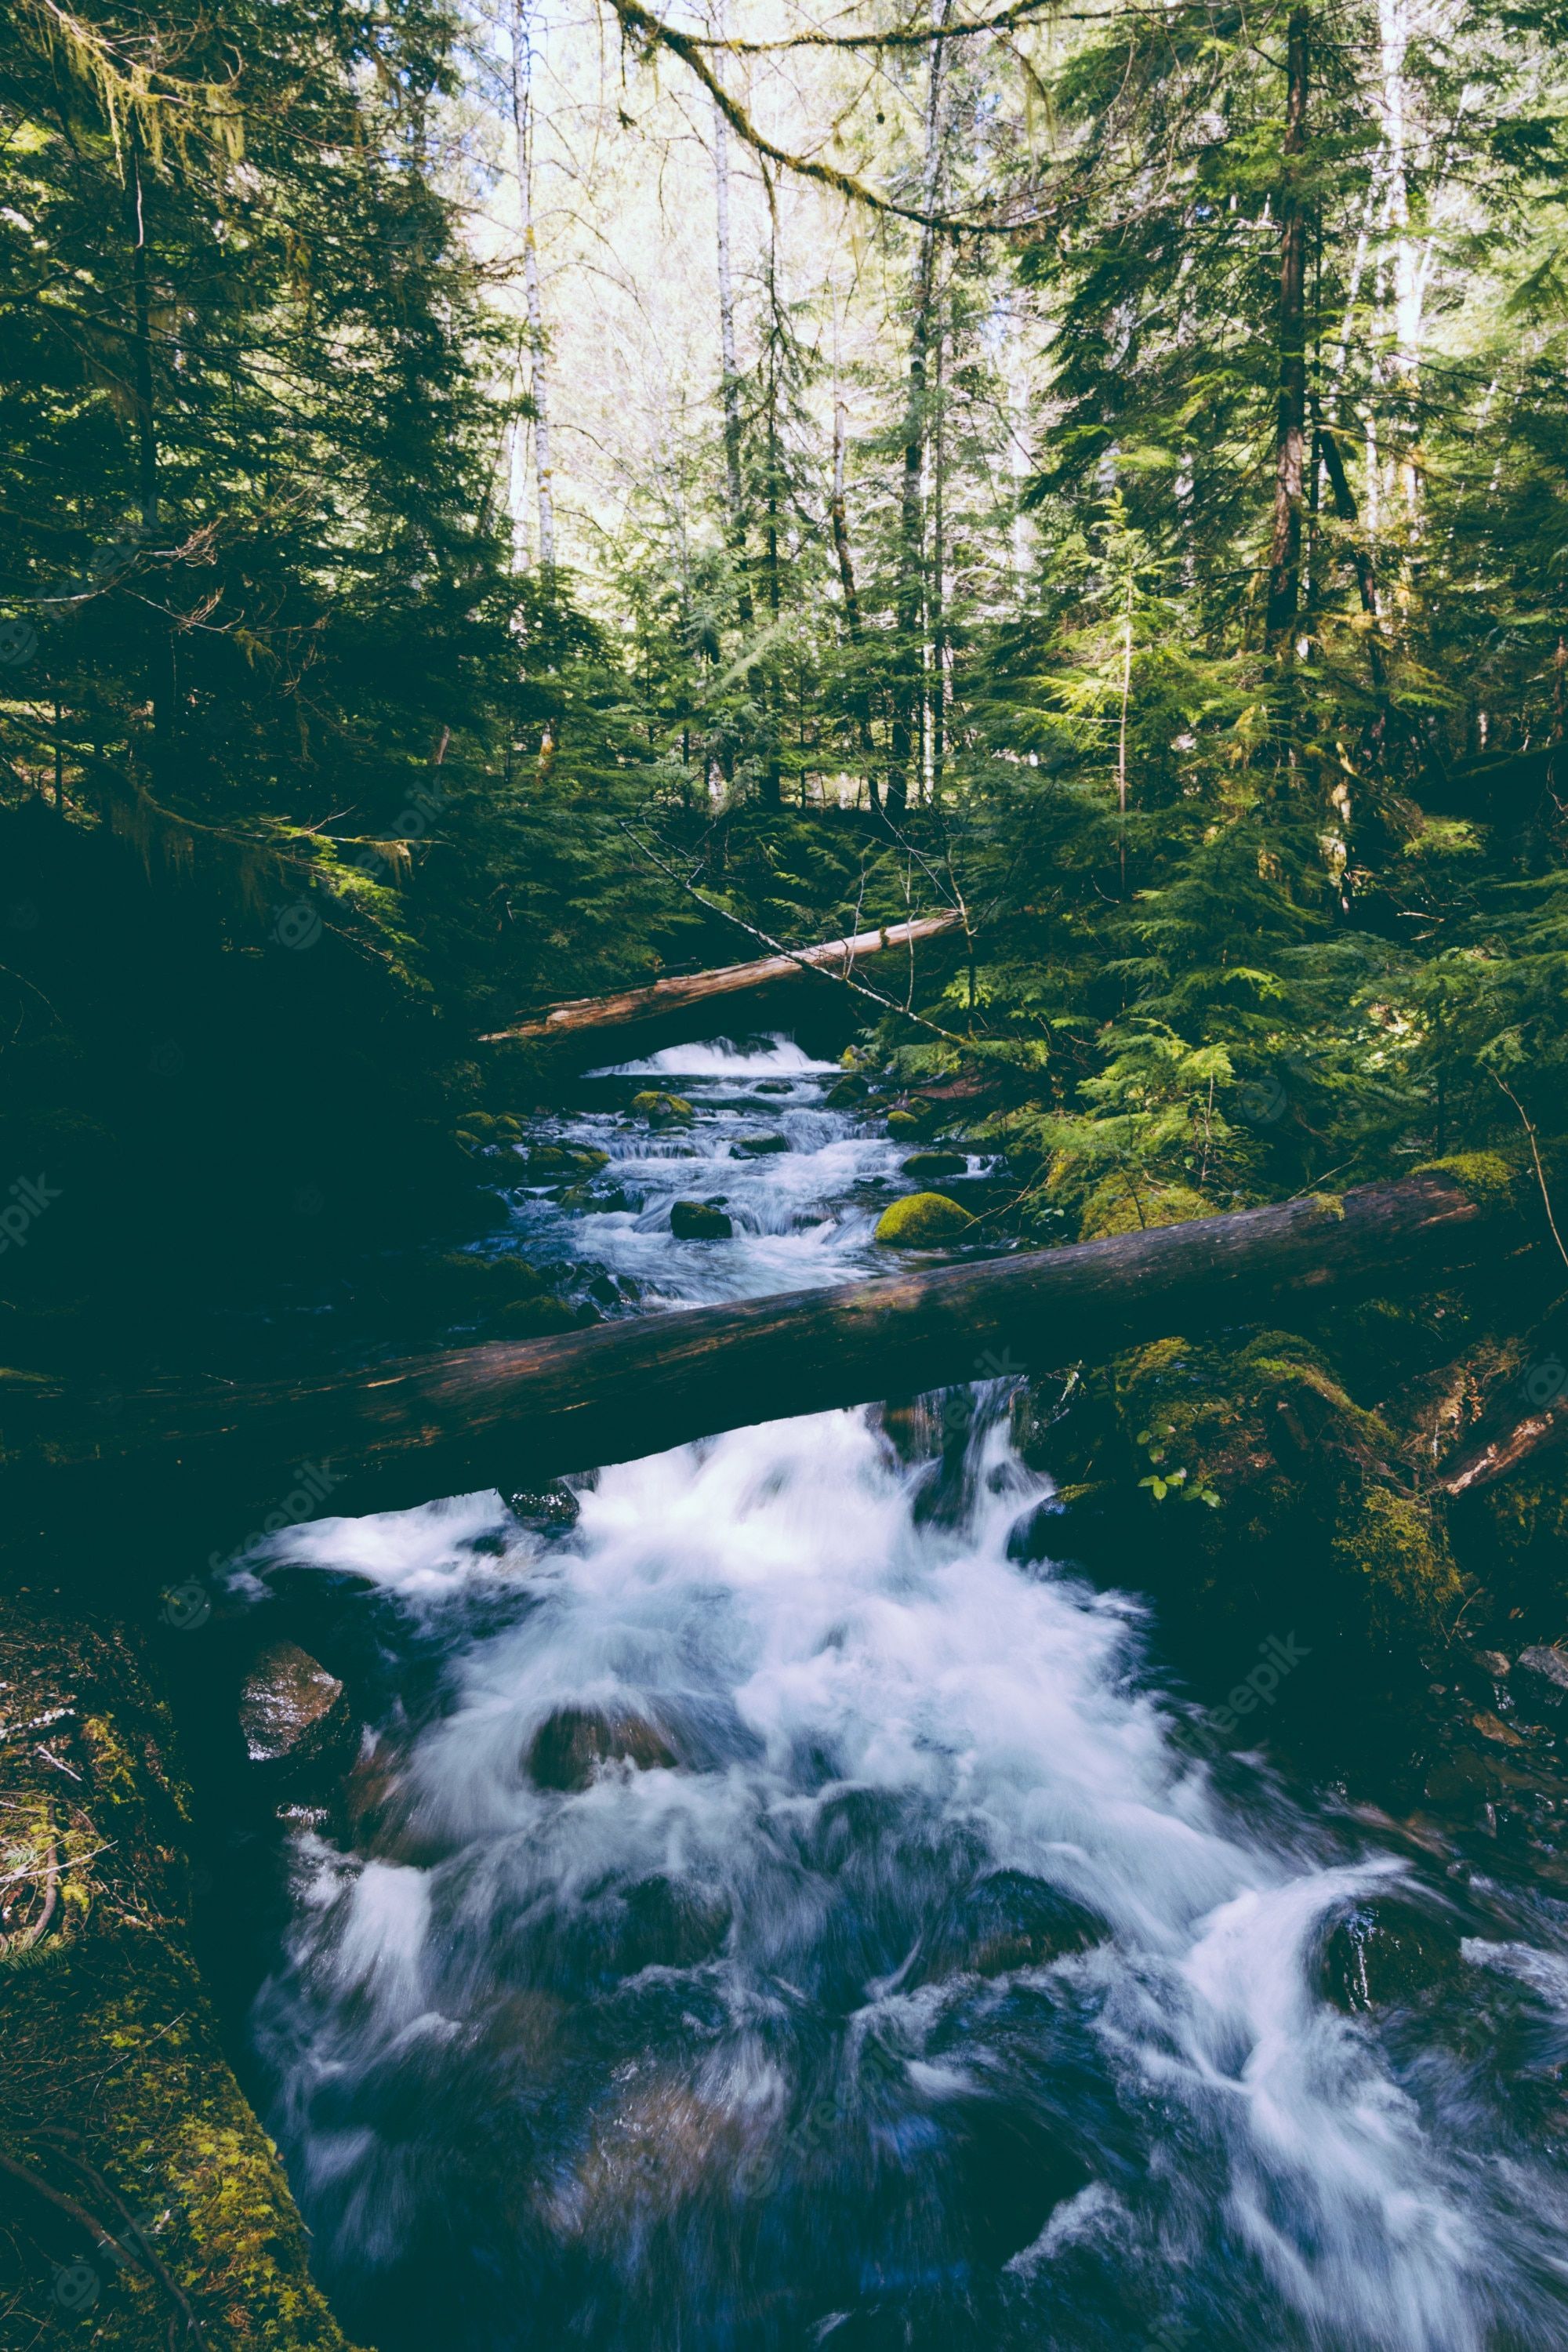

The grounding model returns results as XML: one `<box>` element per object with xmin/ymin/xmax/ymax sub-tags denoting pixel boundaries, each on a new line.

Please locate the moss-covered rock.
<box><xmin>873</xmin><ymin>1192</ymin><xmax>974</xmax><ymax>1247</ymax></box>
<box><xmin>524</xmin><ymin>1142</ymin><xmax>611</xmax><ymax>1177</ymax></box>
<box><xmin>0</xmin><ymin>1595</ymin><xmax>361</xmax><ymax>2350</ymax></box>
<box><xmin>902</xmin><ymin>1151</ymin><xmax>967</xmax><ymax>1180</ymax></box>
<box><xmin>1332</xmin><ymin>1484</ymin><xmax>1463</xmax><ymax>1639</ymax></box>
<box><xmin>630</xmin><ymin>1091</ymin><xmax>693</xmax><ymax>1125</ymax></box>
<box><xmin>670</xmin><ymin>1200</ymin><xmax>732</xmax><ymax>1240</ymax></box>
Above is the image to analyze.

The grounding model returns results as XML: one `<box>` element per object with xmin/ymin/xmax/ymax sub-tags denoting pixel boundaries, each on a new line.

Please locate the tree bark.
<box><xmin>831</xmin><ymin>397</ymin><xmax>880</xmax><ymax>809</ymax></box>
<box><xmin>2</xmin><ymin>1171</ymin><xmax>1513</xmax><ymax>1547</ymax></box>
<box><xmin>713</xmin><ymin>100</ymin><xmax>753</xmax><ymax>627</ymax></box>
<box><xmin>480</xmin><ymin>911</ymin><xmax>960</xmax><ymax>1058</ymax></box>
<box><xmin>888</xmin><ymin>0</ymin><xmax>952</xmax><ymax>815</ymax></box>
<box><xmin>510</xmin><ymin>0</ymin><xmax>556</xmax><ymax>569</ymax></box>
<box><xmin>1266</xmin><ymin>7</ymin><xmax>1310</xmax><ymax>644</ymax></box>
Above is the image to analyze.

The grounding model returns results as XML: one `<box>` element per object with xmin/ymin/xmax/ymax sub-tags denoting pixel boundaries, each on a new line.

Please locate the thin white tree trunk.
<box><xmin>713</xmin><ymin>96</ymin><xmax>753</xmax><ymax>622</ymax></box>
<box><xmin>510</xmin><ymin>0</ymin><xmax>554</xmax><ymax>568</ymax></box>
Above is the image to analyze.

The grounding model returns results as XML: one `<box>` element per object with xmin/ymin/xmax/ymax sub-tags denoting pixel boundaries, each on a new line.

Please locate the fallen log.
<box><xmin>0</xmin><ymin>1168</ymin><xmax>1519</xmax><ymax>1552</ymax></box>
<box><xmin>1439</xmin><ymin>1324</ymin><xmax>1568</xmax><ymax>1498</ymax></box>
<box><xmin>478</xmin><ymin>913</ymin><xmax>960</xmax><ymax>1066</ymax></box>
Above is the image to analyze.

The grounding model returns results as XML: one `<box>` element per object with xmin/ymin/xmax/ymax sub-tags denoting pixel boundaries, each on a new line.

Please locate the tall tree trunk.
<box><xmin>931</xmin><ymin>320</ymin><xmax>946</xmax><ymax>796</ymax></box>
<box><xmin>1265</xmin><ymin>7</ymin><xmax>1310</xmax><ymax>644</ymax></box>
<box><xmin>713</xmin><ymin>102</ymin><xmax>753</xmax><ymax>627</ymax></box>
<box><xmin>124</xmin><ymin>125</ymin><xmax>174</xmax><ymax>765</ymax></box>
<box><xmin>761</xmin><ymin>267</ymin><xmax>782</xmax><ymax>807</ymax></box>
<box><xmin>887</xmin><ymin>0</ymin><xmax>952</xmax><ymax>816</ymax></box>
<box><xmin>831</xmin><ymin>398</ymin><xmax>880</xmax><ymax>811</ymax></box>
<box><xmin>510</xmin><ymin>0</ymin><xmax>555</xmax><ymax>569</ymax></box>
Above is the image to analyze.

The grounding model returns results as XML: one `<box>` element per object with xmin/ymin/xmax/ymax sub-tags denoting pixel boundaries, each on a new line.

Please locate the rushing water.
<box><xmin>242</xmin><ymin>1038</ymin><xmax>1568</xmax><ymax>2351</ymax></box>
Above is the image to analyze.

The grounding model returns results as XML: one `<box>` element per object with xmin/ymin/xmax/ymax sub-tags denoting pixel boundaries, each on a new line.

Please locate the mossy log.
<box><xmin>1</xmin><ymin>1168</ymin><xmax>1521</xmax><ymax>1548</ymax></box>
<box><xmin>477</xmin><ymin>913</ymin><xmax>959</xmax><ymax>1068</ymax></box>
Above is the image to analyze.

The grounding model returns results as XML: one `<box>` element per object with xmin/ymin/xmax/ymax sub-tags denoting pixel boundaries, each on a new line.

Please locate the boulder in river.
<box><xmin>238</xmin><ymin>1641</ymin><xmax>356</xmax><ymax>1775</ymax></box>
<box><xmin>1319</xmin><ymin>1895</ymin><xmax>1465</xmax><ymax>2013</ymax></box>
<box><xmin>873</xmin><ymin>1191</ymin><xmax>974</xmax><ymax>1247</ymax></box>
<box><xmin>671</xmin><ymin>1200</ymin><xmax>732</xmax><ymax>1240</ymax></box>
<box><xmin>630</xmin><ymin>1089</ymin><xmax>693</xmax><ymax>1124</ymax></box>
<box><xmin>528</xmin><ymin>1705</ymin><xmax>679</xmax><ymax>1791</ymax></box>
<box><xmin>902</xmin><ymin>1150</ymin><xmax>967</xmax><ymax>1180</ymax></box>
<box><xmin>915</xmin><ymin>1867</ymin><xmax>1109</xmax><ymax>1983</ymax></box>
<box><xmin>1514</xmin><ymin>1645</ymin><xmax>1568</xmax><ymax>1715</ymax></box>
<box><xmin>731</xmin><ymin>1134</ymin><xmax>789</xmax><ymax>1157</ymax></box>
<box><xmin>508</xmin><ymin>1481</ymin><xmax>580</xmax><ymax>1534</ymax></box>
<box><xmin>619</xmin><ymin>1874</ymin><xmax>732</xmax><ymax>1971</ymax></box>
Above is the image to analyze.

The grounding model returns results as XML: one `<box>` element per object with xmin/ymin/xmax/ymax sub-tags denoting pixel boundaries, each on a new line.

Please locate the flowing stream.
<box><xmin>241</xmin><ymin>1039</ymin><xmax>1568</xmax><ymax>2351</ymax></box>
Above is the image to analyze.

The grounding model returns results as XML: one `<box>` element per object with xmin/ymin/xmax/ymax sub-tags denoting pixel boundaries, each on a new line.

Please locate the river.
<box><xmin>231</xmin><ymin>1036</ymin><xmax>1568</xmax><ymax>2351</ymax></box>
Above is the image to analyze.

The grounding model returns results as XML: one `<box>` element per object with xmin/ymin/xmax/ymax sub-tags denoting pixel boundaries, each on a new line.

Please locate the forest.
<box><xmin>4</xmin><ymin>0</ymin><xmax>1568</xmax><ymax>2344</ymax></box>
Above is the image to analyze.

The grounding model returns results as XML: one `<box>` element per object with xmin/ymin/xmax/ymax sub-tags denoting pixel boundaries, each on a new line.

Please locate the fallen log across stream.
<box><xmin>0</xmin><ymin>1167</ymin><xmax>1525</xmax><ymax>1554</ymax></box>
<box><xmin>478</xmin><ymin>913</ymin><xmax>960</xmax><ymax>1068</ymax></box>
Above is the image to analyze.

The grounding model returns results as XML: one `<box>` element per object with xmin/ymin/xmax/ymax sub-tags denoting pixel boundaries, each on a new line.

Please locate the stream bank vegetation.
<box><xmin>4</xmin><ymin>0</ymin><xmax>1568</xmax><ymax>2333</ymax></box>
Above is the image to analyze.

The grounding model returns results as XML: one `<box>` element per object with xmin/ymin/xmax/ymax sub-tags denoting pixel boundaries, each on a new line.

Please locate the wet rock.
<box><xmin>902</xmin><ymin>1150</ymin><xmax>967</xmax><ymax>1180</ymax></box>
<box><xmin>885</xmin><ymin>1109</ymin><xmax>925</xmax><ymax>1140</ymax></box>
<box><xmin>619</xmin><ymin>1874</ymin><xmax>732</xmax><ymax>1970</ymax></box>
<box><xmin>825</xmin><ymin>1071</ymin><xmax>869</xmax><ymax>1106</ymax></box>
<box><xmin>873</xmin><ymin>1191</ymin><xmax>973</xmax><ymax>1247</ymax></box>
<box><xmin>1515</xmin><ymin>1646</ymin><xmax>1568</xmax><ymax>1714</ymax></box>
<box><xmin>671</xmin><ymin>1200</ymin><xmax>733</xmax><ymax>1240</ymax></box>
<box><xmin>238</xmin><ymin>1640</ymin><xmax>356</xmax><ymax>1774</ymax></box>
<box><xmin>524</xmin><ymin>1143</ymin><xmax>612</xmax><ymax>1177</ymax></box>
<box><xmin>630</xmin><ymin>1090</ymin><xmax>693</xmax><ymax>1125</ymax></box>
<box><xmin>528</xmin><ymin>1706</ymin><xmax>678</xmax><ymax>1791</ymax></box>
<box><xmin>494</xmin><ymin>1292</ymin><xmax>579</xmax><ymax>1338</ymax></box>
<box><xmin>1475</xmin><ymin>1650</ymin><xmax>1512</xmax><ymax>1679</ymax></box>
<box><xmin>754</xmin><ymin>1079</ymin><xmax>793</xmax><ymax>1095</ymax></box>
<box><xmin>508</xmin><ymin>1482</ymin><xmax>580</xmax><ymax>1534</ymax></box>
<box><xmin>954</xmin><ymin>2101</ymin><xmax>1092</xmax><ymax>2268</ymax></box>
<box><xmin>1319</xmin><ymin>1895</ymin><xmax>1465</xmax><ymax>2013</ymax></box>
<box><xmin>916</xmin><ymin>1868</ymin><xmax>1109</xmax><ymax>1982</ymax></box>
<box><xmin>731</xmin><ymin>1134</ymin><xmax>789</xmax><ymax>1157</ymax></box>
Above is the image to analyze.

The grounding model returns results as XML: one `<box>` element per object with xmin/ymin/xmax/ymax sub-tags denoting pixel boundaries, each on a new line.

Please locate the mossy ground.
<box><xmin>0</xmin><ymin>1593</ymin><xmax>359</xmax><ymax>2350</ymax></box>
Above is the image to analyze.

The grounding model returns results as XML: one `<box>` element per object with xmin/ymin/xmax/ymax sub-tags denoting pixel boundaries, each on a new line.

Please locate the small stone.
<box><xmin>670</xmin><ymin>1200</ymin><xmax>732</xmax><ymax>1240</ymax></box>
<box><xmin>1475</xmin><ymin>1650</ymin><xmax>1512</xmax><ymax>1678</ymax></box>
<box><xmin>238</xmin><ymin>1642</ymin><xmax>354</xmax><ymax>1771</ymax></box>
<box><xmin>873</xmin><ymin>1191</ymin><xmax>974</xmax><ymax>1247</ymax></box>
<box><xmin>1472</xmin><ymin>1710</ymin><xmax>1523</xmax><ymax>1748</ymax></box>
<box><xmin>528</xmin><ymin>1706</ymin><xmax>678</xmax><ymax>1791</ymax></box>
<box><xmin>754</xmin><ymin>1080</ymin><xmax>793</xmax><ymax>1095</ymax></box>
